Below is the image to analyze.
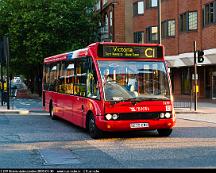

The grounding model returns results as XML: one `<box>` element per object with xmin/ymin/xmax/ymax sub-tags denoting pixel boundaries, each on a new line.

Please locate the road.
<box><xmin>0</xmin><ymin>111</ymin><xmax>216</xmax><ymax>169</ymax></box>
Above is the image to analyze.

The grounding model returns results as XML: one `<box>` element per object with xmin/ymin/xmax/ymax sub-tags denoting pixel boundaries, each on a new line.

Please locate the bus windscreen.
<box><xmin>98</xmin><ymin>44</ymin><xmax>163</xmax><ymax>58</ymax></box>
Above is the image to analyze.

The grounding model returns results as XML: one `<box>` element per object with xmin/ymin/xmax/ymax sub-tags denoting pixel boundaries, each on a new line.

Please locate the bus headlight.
<box><xmin>112</xmin><ymin>114</ymin><xmax>119</xmax><ymax>120</ymax></box>
<box><xmin>165</xmin><ymin>112</ymin><xmax>171</xmax><ymax>118</ymax></box>
<box><xmin>105</xmin><ymin>114</ymin><xmax>112</xmax><ymax>120</ymax></box>
<box><xmin>160</xmin><ymin>113</ymin><xmax>165</xmax><ymax>118</ymax></box>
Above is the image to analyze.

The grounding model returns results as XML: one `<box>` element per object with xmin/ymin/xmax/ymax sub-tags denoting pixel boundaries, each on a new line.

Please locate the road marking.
<box><xmin>19</xmin><ymin>110</ymin><xmax>29</xmax><ymax>115</ymax></box>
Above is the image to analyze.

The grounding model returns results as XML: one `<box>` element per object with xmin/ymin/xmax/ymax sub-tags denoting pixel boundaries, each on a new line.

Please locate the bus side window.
<box><xmin>74</xmin><ymin>58</ymin><xmax>87</xmax><ymax>96</ymax></box>
<box><xmin>43</xmin><ymin>64</ymin><xmax>50</xmax><ymax>91</ymax></box>
<box><xmin>87</xmin><ymin>57</ymin><xmax>100</xmax><ymax>99</ymax></box>
<box><xmin>67</xmin><ymin>63</ymin><xmax>74</xmax><ymax>95</ymax></box>
<box><xmin>49</xmin><ymin>64</ymin><xmax>57</xmax><ymax>91</ymax></box>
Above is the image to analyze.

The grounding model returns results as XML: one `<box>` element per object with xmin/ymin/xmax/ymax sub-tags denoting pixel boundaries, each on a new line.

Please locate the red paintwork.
<box><xmin>43</xmin><ymin>42</ymin><xmax>176</xmax><ymax>133</ymax></box>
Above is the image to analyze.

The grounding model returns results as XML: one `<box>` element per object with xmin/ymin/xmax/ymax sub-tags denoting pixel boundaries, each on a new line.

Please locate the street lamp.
<box><xmin>158</xmin><ymin>0</ymin><xmax>161</xmax><ymax>44</ymax></box>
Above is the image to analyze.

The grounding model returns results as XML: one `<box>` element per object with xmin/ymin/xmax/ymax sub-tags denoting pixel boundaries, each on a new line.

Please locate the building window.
<box><xmin>162</xmin><ymin>20</ymin><xmax>176</xmax><ymax>38</ymax></box>
<box><xmin>203</xmin><ymin>2</ymin><xmax>216</xmax><ymax>26</ymax></box>
<box><xmin>188</xmin><ymin>12</ymin><xmax>198</xmax><ymax>30</ymax></box>
<box><xmin>95</xmin><ymin>0</ymin><xmax>101</xmax><ymax>11</ymax></box>
<box><xmin>146</xmin><ymin>26</ymin><xmax>158</xmax><ymax>43</ymax></box>
<box><xmin>109</xmin><ymin>11</ymin><xmax>113</xmax><ymax>27</ymax></box>
<box><xmin>168</xmin><ymin>20</ymin><xmax>175</xmax><ymax>36</ymax></box>
<box><xmin>161</xmin><ymin>21</ymin><xmax>167</xmax><ymax>38</ymax></box>
<box><xmin>134</xmin><ymin>31</ymin><xmax>145</xmax><ymax>43</ymax></box>
<box><xmin>109</xmin><ymin>11</ymin><xmax>113</xmax><ymax>37</ymax></box>
<box><xmin>133</xmin><ymin>1</ymin><xmax>144</xmax><ymax>16</ymax></box>
<box><xmin>146</xmin><ymin>0</ymin><xmax>158</xmax><ymax>8</ymax></box>
<box><xmin>181</xmin><ymin>68</ymin><xmax>191</xmax><ymax>95</ymax></box>
<box><xmin>180</xmin><ymin>11</ymin><xmax>198</xmax><ymax>32</ymax></box>
<box><xmin>103</xmin><ymin>0</ymin><xmax>108</xmax><ymax>6</ymax></box>
<box><xmin>180</xmin><ymin>13</ymin><xmax>187</xmax><ymax>32</ymax></box>
<box><xmin>105</xmin><ymin>14</ymin><xmax>108</xmax><ymax>29</ymax></box>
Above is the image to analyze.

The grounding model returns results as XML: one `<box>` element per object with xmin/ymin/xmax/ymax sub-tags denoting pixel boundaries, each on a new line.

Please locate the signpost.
<box><xmin>3</xmin><ymin>36</ymin><xmax>10</xmax><ymax>109</ymax></box>
<box><xmin>194</xmin><ymin>41</ymin><xmax>197</xmax><ymax>111</ymax></box>
<box><xmin>0</xmin><ymin>38</ymin><xmax>4</xmax><ymax>106</ymax></box>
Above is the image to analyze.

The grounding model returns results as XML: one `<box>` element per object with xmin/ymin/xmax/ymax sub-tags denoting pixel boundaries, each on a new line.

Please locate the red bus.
<box><xmin>42</xmin><ymin>42</ymin><xmax>176</xmax><ymax>139</ymax></box>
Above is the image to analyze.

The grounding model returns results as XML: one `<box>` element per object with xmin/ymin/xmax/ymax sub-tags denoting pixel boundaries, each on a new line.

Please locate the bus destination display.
<box><xmin>98</xmin><ymin>44</ymin><xmax>163</xmax><ymax>58</ymax></box>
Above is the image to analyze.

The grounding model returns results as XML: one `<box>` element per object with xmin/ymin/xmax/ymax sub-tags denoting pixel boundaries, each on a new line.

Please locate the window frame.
<box><xmin>188</xmin><ymin>11</ymin><xmax>198</xmax><ymax>31</ymax></box>
<box><xmin>181</xmin><ymin>67</ymin><xmax>192</xmax><ymax>95</ymax></box>
<box><xmin>134</xmin><ymin>31</ymin><xmax>145</xmax><ymax>43</ymax></box>
<box><xmin>179</xmin><ymin>11</ymin><xmax>198</xmax><ymax>32</ymax></box>
<box><xmin>167</xmin><ymin>19</ymin><xmax>176</xmax><ymax>37</ymax></box>
<box><xmin>133</xmin><ymin>0</ymin><xmax>145</xmax><ymax>16</ymax></box>
<box><xmin>203</xmin><ymin>1</ymin><xmax>216</xmax><ymax>27</ymax></box>
<box><xmin>146</xmin><ymin>26</ymin><xmax>158</xmax><ymax>43</ymax></box>
<box><xmin>146</xmin><ymin>0</ymin><xmax>158</xmax><ymax>9</ymax></box>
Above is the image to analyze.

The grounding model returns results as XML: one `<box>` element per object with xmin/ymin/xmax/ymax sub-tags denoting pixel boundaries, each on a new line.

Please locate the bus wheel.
<box><xmin>49</xmin><ymin>103</ymin><xmax>56</xmax><ymax>120</ymax></box>
<box><xmin>88</xmin><ymin>114</ymin><xmax>102</xmax><ymax>139</ymax></box>
<box><xmin>157</xmin><ymin>129</ymin><xmax>172</xmax><ymax>137</ymax></box>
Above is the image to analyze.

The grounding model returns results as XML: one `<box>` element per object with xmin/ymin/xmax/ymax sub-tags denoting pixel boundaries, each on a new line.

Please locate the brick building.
<box><xmin>96</xmin><ymin>0</ymin><xmax>216</xmax><ymax>99</ymax></box>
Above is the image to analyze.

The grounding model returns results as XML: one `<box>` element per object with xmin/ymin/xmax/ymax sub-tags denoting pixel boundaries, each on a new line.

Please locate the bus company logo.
<box><xmin>129</xmin><ymin>106</ymin><xmax>150</xmax><ymax>112</ymax></box>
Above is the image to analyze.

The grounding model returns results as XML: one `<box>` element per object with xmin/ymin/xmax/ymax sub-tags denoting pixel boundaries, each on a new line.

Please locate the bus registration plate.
<box><xmin>130</xmin><ymin>123</ymin><xmax>149</xmax><ymax>128</ymax></box>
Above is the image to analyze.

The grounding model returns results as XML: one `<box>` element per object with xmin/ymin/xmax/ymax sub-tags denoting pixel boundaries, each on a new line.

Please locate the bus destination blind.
<box><xmin>98</xmin><ymin>45</ymin><xmax>163</xmax><ymax>58</ymax></box>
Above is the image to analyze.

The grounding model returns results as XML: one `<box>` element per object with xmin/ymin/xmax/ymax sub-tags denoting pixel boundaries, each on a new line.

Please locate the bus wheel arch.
<box><xmin>49</xmin><ymin>100</ymin><xmax>56</xmax><ymax>120</ymax></box>
<box><xmin>86</xmin><ymin>112</ymin><xmax>102</xmax><ymax>139</ymax></box>
<box><xmin>85</xmin><ymin>111</ymin><xmax>93</xmax><ymax>130</ymax></box>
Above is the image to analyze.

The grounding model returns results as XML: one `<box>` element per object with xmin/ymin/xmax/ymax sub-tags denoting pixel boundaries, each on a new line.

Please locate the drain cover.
<box><xmin>39</xmin><ymin>148</ymin><xmax>81</xmax><ymax>165</ymax></box>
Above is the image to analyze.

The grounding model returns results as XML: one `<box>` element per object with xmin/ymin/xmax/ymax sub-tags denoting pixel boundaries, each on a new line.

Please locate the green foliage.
<box><xmin>0</xmin><ymin>0</ymin><xmax>99</xmax><ymax>78</ymax></box>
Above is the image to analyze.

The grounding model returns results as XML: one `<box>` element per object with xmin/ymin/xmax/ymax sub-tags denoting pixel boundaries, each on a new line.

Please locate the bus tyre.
<box><xmin>157</xmin><ymin>129</ymin><xmax>172</xmax><ymax>137</ymax></box>
<box><xmin>88</xmin><ymin>114</ymin><xmax>102</xmax><ymax>139</ymax></box>
<box><xmin>49</xmin><ymin>103</ymin><xmax>56</xmax><ymax>120</ymax></box>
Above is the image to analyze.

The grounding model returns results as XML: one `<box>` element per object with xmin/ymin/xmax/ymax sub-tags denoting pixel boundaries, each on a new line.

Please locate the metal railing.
<box><xmin>173</xmin><ymin>91</ymin><xmax>193</xmax><ymax>109</ymax></box>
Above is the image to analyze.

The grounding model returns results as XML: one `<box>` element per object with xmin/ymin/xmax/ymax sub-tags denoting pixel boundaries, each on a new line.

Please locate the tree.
<box><xmin>0</xmin><ymin>0</ymin><xmax>99</xmax><ymax>95</ymax></box>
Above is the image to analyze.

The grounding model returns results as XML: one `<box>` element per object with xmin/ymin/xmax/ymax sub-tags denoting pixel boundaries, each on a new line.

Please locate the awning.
<box><xmin>165</xmin><ymin>48</ymin><xmax>216</xmax><ymax>68</ymax></box>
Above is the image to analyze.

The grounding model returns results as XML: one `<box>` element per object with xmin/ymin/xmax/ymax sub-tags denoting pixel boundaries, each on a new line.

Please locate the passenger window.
<box><xmin>74</xmin><ymin>58</ymin><xmax>87</xmax><ymax>96</ymax></box>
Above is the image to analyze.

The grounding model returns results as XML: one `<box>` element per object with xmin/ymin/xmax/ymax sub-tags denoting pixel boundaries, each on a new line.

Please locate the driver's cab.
<box><xmin>101</xmin><ymin>67</ymin><xmax>138</xmax><ymax>101</ymax></box>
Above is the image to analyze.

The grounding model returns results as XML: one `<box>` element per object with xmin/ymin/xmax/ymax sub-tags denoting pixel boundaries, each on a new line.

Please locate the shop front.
<box><xmin>165</xmin><ymin>49</ymin><xmax>216</xmax><ymax>100</ymax></box>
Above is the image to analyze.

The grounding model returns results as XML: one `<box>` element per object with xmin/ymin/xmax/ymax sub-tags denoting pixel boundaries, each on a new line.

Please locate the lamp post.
<box><xmin>158</xmin><ymin>0</ymin><xmax>161</xmax><ymax>44</ymax></box>
<box><xmin>3</xmin><ymin>36</ymin><xmax>10</xmax><ymax>110</ymax></box>
<box><xmin>194</xmin><ymin>41</ymin><xmax>197</xmax><ymax>111</ymax></box>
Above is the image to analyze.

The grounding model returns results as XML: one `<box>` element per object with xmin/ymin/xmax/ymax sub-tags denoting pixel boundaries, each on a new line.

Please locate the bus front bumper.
<box><xmin>95</xmin><ymin>116</ymin><xmax>175</xmax><ymax>132</ymax></box>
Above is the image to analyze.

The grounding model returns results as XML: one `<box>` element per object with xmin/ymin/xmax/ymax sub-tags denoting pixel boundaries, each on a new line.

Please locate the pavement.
<box><xmin>175</xmin><ymin>101</ymin><xmax>216</xmax><ymax>124</ymax></box>
<box><xmin>0</xmin><ymin>96</ymin><xmax>44</xmax><ymax>115</ymax></box>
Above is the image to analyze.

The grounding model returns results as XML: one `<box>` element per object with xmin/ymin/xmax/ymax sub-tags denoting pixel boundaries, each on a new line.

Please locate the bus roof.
<box><xmin>44</xmin><ymin>48</ymin><xmax>88</xmax><ymax>64</ymax></box>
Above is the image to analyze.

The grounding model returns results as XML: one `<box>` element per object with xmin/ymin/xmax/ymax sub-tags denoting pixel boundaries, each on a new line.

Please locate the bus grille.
<box><xmin>118</xmin><ymin>112</ymin><xmax>160</xmax><ymax>120</ymax></box>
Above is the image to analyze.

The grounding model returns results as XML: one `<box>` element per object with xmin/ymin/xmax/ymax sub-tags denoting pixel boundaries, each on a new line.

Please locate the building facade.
<box><xmin>96</xmin><ymin>0</ymin><xmax>216</xmax><ymax>99</ymax></box>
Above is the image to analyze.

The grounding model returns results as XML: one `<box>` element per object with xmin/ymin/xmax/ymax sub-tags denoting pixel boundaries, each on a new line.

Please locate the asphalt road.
<box><xmin>0</xmin><ymin>112</ymin><xmax>216</xmax><ymax>169</ymax></box>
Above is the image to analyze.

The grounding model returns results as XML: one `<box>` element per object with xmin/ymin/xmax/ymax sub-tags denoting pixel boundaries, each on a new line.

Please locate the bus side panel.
<box><xmin>44</xmin><ymin>91</ymin><xmax>52</xmax><ymax>112</ymax></box>
<box><xmin>44</xmin><ymin>91</ymin><xmax>64</xmax><ymax>118</ymax></box>
<box><xmin>61</xmin><ymin>97</ymin><xmax>103</xmax><ymax>129</ymax></box>
<box><xmin>63</xmin><ymin>95</ymin><xmax>77</xmax><ymax>126</ymax></box>
<box><xmin>54</xmin><ymin>92</ymin><xmax>66</xmax><ymax>118</ymax></box>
